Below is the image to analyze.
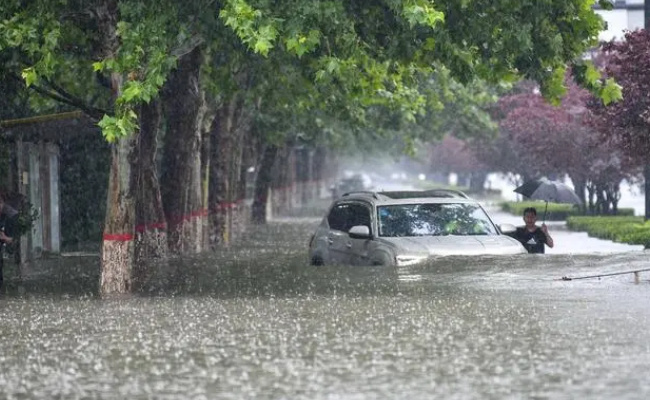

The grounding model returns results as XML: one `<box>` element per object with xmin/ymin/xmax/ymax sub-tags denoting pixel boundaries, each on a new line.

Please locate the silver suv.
<box><xmin>308</xmin><ymin>189</ymin><xmax>525</xmax><ymax>266</ymax></box>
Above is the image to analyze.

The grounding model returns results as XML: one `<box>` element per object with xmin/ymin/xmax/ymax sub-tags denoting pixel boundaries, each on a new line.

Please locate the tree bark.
<box><xmin>100</xmin><ymin>121</ymin><xmax>137</xmax><ymax>295</ymax></box>
<box><xmin>161</xmin><ymin>46</ymin><xmax>205</xmax><ymax>255</ymax></box>
<box><xmin>271</xmin><ymin>146</ymin><xmax>295</xmax><ymax>217</ymax></box>
<box><xmin>207</xmin><ymin>95</ymin><xmax>253</xmax><ymax>246</ymax></box>
<box><xmin>208</xmin><ymin>103</ymin><xmax>235</xmax><ymax>247</ymax></box>
<box><xmin>252</xmin><ymin>144</ymin><xmax>277</xmax><ymax>224</ymax></box>
<box><xmin>133</xmin><ymin>100</ymin><xmax>167</xmax><ymax>287</ymax></box>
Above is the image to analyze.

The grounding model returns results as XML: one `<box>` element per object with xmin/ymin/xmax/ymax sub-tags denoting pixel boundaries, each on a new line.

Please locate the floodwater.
<box><xmin>1</xmin><ymin>215</ymin><xmax>649</xmax><ymax>400</ymax></box>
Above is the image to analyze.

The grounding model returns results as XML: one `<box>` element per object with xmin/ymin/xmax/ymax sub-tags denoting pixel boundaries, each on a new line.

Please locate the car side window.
<box><xmin>348</xmin><ymin>203</ymin><xmax>371</xmax><ymax>231</ymax></box>
<box><xmin>327</xmin><ymin>203</ymin><xmax>371</xmax><ymax>233</ymax></box>
<box><xmin>327</xmin><ymin>204</ymin><xmax>351</xmax><ymax>231</ymax></box>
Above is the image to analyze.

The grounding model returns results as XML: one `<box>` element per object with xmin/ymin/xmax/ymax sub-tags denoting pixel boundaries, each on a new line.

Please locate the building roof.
<box><xmin>0</xmin><ymin>111</ymin><xmax>99</xmax><ymax>142</ymax></box>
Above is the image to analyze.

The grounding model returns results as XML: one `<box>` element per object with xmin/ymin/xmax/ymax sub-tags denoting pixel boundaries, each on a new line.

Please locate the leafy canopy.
<box><xmin>1</xmin><ymin>0</ymin><xmax>621</xmax><ymax>143</ymax></box>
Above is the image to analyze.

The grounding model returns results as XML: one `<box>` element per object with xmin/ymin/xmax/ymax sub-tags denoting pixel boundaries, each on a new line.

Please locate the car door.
<box><xmin>326</xmin><ymin>203</ymin><xmax>354</xmax><ymax>264</ymax></box>
<box><xmin>345</xmin><ymin>202</ymin><xmax>374</xmax><ymax>266</ymax></box>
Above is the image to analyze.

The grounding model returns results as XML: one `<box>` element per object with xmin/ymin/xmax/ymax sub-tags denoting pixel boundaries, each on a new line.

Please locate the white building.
<box><xmin>595</xmin><ymin>0</ymin><xmax>644</xmax><ymax>41</ymax></box>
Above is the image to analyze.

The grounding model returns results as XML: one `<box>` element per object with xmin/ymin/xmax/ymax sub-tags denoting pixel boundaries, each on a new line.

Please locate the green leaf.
<box><xmin>21</xmin><ymin>67</ymin><xmax>38</xmax><ymax>86</ymax></box>
<box><xmin>121</xmin><ymin>82</ymin><xmax>143</xmax><ymax>102</ymax></box>
<box><xmin>584</xmin><ymin>64</ymin><xmax>600</xmax><ymax>86</ymax></box>
<box><xmin>97</xmin><ymin>115</ymin><xmax>119</xmax><ymax>143</ymax></box>
<box><xmin>253</xmin><ymin>39</ymin><xmax>272</xmax><ymax>56</ymax></box>
<box><xmin>601</xmin><ymin>78</ymin><xmax>622</xmax><ymax>106</ymax></box>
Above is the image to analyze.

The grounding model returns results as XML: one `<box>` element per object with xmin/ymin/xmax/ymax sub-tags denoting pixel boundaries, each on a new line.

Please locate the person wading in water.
<box><xmin>511</xmin><ymin>207</ymin><xmax>554</xmax><ymax>254</ymax></box>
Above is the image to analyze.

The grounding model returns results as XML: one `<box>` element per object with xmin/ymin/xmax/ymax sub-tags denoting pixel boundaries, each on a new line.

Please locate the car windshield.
<box><xmin>376</xmin><ymin>202</ymin><xmax>498</xmax><ymax>237</ymax></box>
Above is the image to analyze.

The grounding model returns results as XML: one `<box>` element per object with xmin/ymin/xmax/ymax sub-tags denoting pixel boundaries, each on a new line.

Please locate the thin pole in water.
<box><xmin>559</xmin><ymin>267</ymin><xmax>650</xmax><ymax>282</ymax></box>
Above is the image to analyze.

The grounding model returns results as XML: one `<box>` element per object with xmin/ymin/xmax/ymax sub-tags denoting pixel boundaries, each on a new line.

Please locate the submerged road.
<box><xmin>0</xmin><ymin>211</ymin><xmax>649</xmax><ymax>400</ymax></box>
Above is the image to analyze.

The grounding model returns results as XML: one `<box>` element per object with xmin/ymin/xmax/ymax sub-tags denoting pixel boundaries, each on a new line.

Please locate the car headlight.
<box><xmin>395</xmin><ymin>255</ymin><xmax>427</xmax><ymax>266</ymax></box>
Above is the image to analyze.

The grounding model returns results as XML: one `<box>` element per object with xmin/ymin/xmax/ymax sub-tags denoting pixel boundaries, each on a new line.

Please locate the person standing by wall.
<box><xmin>0</xmin><ymin>192</ymin><xmax>18</xmax><ymax>288</ymax></box>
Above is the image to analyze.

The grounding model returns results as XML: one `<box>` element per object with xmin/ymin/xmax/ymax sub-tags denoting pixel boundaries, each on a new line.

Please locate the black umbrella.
<box><xmin>514</xmin><ymin>178</ymin><xmax>582</xmax><ymax>221</ymax></box>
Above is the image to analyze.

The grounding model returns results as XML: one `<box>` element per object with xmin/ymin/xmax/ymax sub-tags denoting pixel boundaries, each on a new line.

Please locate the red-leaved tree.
<box><xmin>472</xmin><ymin>79</ymin><xmax>637</xmax><ymax>213</ymax></box>
<box><xmin>428</xmin><ymin>135</ymin><xmax>487</xmax><ymax>192</ymax></box>
<box><xmin>588</xmin><ymin>29</ymin><xmax>650</xmax><ymax>218</ymax></box>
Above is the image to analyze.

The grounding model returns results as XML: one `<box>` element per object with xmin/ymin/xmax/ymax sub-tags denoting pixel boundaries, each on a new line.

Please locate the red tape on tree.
<box><xmin>103</xmin><ymin>233</ymin><xmax>134</xmax><ymax>241</ymax></box>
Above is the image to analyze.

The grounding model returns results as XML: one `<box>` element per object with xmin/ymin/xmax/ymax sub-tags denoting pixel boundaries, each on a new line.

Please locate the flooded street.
<box><xmin>1</xmin><ymin>217</ymin><xmax>649</xmax><ymax>399</ymax></box>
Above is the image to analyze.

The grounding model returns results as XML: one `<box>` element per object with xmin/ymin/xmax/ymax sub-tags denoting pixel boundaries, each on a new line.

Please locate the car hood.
<box><xmin>382</xmin><ymin>235</ymin><xmax>526</xmax><ymax>256</ymax></box>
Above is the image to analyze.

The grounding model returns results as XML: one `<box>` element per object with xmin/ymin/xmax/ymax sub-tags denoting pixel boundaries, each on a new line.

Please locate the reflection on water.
<box><xmin>1</xmin><ymin>219</ymin><xmax>649</xmax><ymax>399</ymax></box>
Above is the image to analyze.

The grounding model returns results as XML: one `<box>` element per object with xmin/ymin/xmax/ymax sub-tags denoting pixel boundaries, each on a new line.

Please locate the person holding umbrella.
<box><xmin>511</xmin><ymin>177</ymin><xmax>581</xmax><ymax>253</ymax></box>
<box><xmin>511</xmin><ymin>207</ymin><xmax>554</xmax><ymax>254</ymax></box>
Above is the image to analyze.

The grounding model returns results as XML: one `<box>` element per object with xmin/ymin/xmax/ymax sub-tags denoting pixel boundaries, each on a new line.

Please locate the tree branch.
<box><xmin>9</xmin><ymin>72</ymin><xmax>109</xmax><ymax>121</ymax></box>
<box><xmin>171</xmin><ymin>33</ymin><xmax>205</xmax><ymax>58</ymax></box>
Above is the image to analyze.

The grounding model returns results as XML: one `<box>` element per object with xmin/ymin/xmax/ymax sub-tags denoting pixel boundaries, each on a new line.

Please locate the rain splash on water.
<box><xmin>1</xmin><ymin>215</ymin><xmax>649</xmax><ymax>399</ymax></box>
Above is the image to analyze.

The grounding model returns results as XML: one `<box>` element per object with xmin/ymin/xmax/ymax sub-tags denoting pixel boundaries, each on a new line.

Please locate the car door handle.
<box><xmin>346</xmin><ymin>242</ymin><xmax>352</xmax><ymax>248</ymax></box>
<box><xmin>328</xmin><ymin>239</ymin><xmax>334</xmax><ymax>245</ymax></box>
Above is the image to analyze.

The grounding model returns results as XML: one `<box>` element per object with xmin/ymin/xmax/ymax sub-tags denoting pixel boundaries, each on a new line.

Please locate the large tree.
<box><xmin>1</xmin><ymin>0</ymin><xmax>622</xmax><ymax>294</ymax></box>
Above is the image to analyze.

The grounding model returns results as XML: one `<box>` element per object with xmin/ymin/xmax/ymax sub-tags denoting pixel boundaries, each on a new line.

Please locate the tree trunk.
<box><xmin>229</xmin><ymin>116</ymin><xmax>249</xmax><ymax>242</ymax></box>
<box><xmin>252</xmin><ymin>144</ymin><xmax>277</xmax><ymax>224</ymax></box>
<box><xmin>236</xmin><ymin>128</ymin><xmax>255</xmax><ymax>229</ymax></box>
<box><xmin>312</xmin><ymin>147</ymin><xmax>327</xmax><ymax>199</ymax></box>
<box><xmin>295</xmin><ymin>147</ymin><xmax>312</xmax><ymax>206</ymax></box>
<box><xmin>133</xmin><ymin>100</ymin><xmax>167</xmax><ymax>287</ymax></box>
<box><xmin>100</xmin><ymin>125</ymin><xmax>137</xmax><ymax>295</ymax></box>
<box><xmin>96</xmin><ymin>0</ymin><xmax>137</xmax><ymax>296</ymax></box>
<box><xmin>469</xmin><ymin>171</ymin><xmax>488</xmax><ymax>193</ymax></box>
<box><xmin>571</xmin><ymin>176</ymin><xmax>587</xmax><ymax>214</ymax></box>
<box><xmin>586</xmin><ymin>182</ymin><xmax>596</xmax><ymax>215</ymax></box>
<box><xmin>208</xmin><ymin>102</ymin><xmax>235</xmax><ymax>247</ymax></box>
<box><xmin>199</xmin><ymin>109</ymin><xmax>217</xmax><ymax>250</ymax></box>
<box><xmin>161</xmin><ymin>46</ymin><xmax>205</xmax><ymax>255</ymax></box>
<box><xmin>271</xmin><ymin>145</ymin><xmax>298</xmax><ymax>216</ymax></box>
<box><xmin>645</xmin><ymin>163</ymin><xmax>650</xmax><ymax>220</ymax></box>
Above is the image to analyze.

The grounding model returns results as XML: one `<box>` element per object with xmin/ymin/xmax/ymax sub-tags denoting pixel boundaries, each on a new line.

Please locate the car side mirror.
<box><xmin>498</xmin><ymin>223</ymin><xmax>516</xmax><ymax>234</ymax></box>
<box><xmin>349</xmin><ymin>225</ymin><xmax>371</xmax><ymax>239</ymax></box>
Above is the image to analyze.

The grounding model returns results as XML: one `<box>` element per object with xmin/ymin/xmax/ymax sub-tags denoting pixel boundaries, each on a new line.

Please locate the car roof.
<box><xmin>338</xmin><ymin>189</ymin><xmax>478</xmax><ymax>205</ymax></box>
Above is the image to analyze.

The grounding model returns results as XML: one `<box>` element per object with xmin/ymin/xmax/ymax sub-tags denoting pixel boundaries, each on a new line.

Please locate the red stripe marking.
<box><xmin>135</xmin><ymin>222</ymin><xmax>167</xmax><ymax>233</ymax></box>
<box><xmin>103</xmin><ymin>233</ymin><xmax>134</xmax><ymax>241</ymax></box>
<box><xmin>167</xmin><ymin>209</ymin><xmax>210</xmax><ymax>225</ymax></box>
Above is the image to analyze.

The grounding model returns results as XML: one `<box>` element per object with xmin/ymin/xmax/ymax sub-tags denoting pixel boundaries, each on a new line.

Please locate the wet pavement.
<box><xmin>0</xmin><ymin>212</ymin><xmax>649</xmax><ymax>400</ymax></box>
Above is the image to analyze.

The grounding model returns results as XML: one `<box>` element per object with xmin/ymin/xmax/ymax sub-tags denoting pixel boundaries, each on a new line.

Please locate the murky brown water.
<box><xmin>1</xmin><ymin>218</ymin><xmax>649</xmax><ymax>399</ymax></box>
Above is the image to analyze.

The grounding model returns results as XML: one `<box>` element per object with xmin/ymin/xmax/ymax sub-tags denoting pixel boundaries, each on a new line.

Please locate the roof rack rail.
<box><xmin>377</xmin><ymin>189</ymin><xmax>470</xmax><ymax>199</ymax></box>
<box><xmin>341</xmin><ymin>191</ymin><xmax>379</xmax><ymax>199</ymax></box>
<box><xmin>423</xmin><ymin>189</ymin><xmax>470</xmax><ymax>199</ymax></box>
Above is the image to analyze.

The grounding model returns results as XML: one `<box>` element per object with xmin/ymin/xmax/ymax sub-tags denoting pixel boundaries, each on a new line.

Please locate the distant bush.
<box><xmin>500</xmin><ymin>201</ymin><xmax>635</xmax><ymax>220</ymax></box>
<box><xmin>567</xmin><ymin>216</ymin><xmax>650</xmax><ymax>248</ymax></box>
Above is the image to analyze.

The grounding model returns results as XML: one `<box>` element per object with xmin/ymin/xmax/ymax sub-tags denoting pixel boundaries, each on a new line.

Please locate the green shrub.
<box><xmin>566</xmin><ymin>216</ymin><xmax>650</xmax><ymax>247</ymax></box>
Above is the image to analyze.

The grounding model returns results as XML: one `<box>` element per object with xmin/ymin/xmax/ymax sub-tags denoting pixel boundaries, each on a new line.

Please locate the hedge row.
<box><xmin>566</xmin><ymin>216</ymin><xmax>650</xmax><ymax>248</ymax></box>
<box><xmin>500</xmin><ymin>201</ymin><xmax>635</xmax><ymax>221</ymax></box>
